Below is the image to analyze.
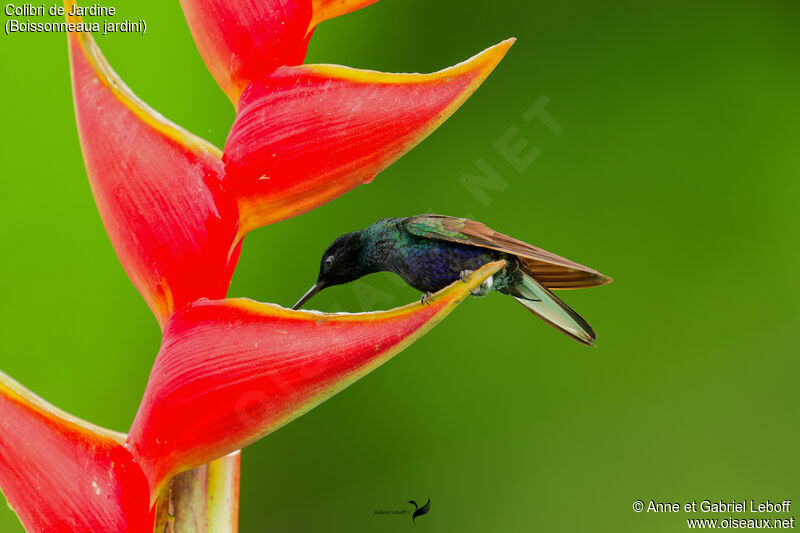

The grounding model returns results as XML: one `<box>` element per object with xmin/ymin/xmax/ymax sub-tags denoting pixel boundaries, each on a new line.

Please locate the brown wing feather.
<box><xmin>404</xmin><ymin>214</ymin><xmax>612</xmax><ymax>289</ymax></box>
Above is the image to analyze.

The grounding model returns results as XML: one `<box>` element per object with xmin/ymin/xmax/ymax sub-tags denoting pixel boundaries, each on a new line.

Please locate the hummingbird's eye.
<box><xmin>323</xmin><ymin>255</ymin><xmax>334</xmax><ymax>271</ymax></box>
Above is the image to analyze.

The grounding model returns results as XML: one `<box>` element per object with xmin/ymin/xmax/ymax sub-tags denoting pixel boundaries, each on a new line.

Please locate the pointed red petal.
<box><xmin>308</xmin><ymin>0</ymin><xmax>380</xmax><ymax>30</ymax></box>
<box><xmin>127</xmin><ymin>261</ymin><xmax>504</xmax><ymax>500</ymax></box>
<box><xmin>179</xmin><ymin>0</ymin><xmax>382</xmax><ymax>105</ymax></box>
<box><xmin>223</xmin><ymin>40</ymin><xmax>514</xmax><ymax>237</ymax></box>
<box><xmin>179</xmin><ymin>0</ymin><xmax>312</xmax><ymax>105</ymax></box>
<box><xmin>0</xmin><ymin>373</ymin><xmax>153</xmax><ymax>532</ymax></box>
<box><xmin>67</xmin><ymin>12</ymin><xmax>240</xmax><ymax>327</ymax></box>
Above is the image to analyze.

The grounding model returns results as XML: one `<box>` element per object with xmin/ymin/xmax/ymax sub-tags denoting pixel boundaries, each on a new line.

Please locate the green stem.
<box><xmin>154</xmin><ymin>451</ymin><xmax>241</xmax><ymax>533</ymax></box>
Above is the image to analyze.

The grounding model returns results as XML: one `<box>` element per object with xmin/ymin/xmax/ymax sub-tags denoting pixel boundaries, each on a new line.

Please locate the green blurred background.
<box><xmin>2</xmin><ymin>0</ymin><xmax>799</xmax><ymax>531</ymax></box>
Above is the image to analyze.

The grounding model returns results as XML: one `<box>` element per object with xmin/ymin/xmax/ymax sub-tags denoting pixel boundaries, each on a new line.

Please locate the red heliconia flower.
<box><xmin>0</xmin><ymin>0</ymin><xmax>513</xmax><ymax>529</ymax></box>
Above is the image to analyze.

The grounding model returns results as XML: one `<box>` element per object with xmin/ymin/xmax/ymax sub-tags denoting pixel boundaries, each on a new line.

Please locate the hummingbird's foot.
<box><xmin>459</xmin><ymin>269</ymin><xmax>474</xmax><ymax>283</ymax></box>
<box><xmin>420</xmin><ymin>292</ymin><xmax>434</xmax><ymax>306</ymax></box>
<box><xmin>470</xmin><ymin>274</ymin><xmax>494</xmax><ymax>297</ymax></box>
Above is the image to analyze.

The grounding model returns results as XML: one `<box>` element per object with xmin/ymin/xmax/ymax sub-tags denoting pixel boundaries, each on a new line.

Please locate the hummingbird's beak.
<box><xmin>292</xmin><ymin>281</ymin><xmax>327</xmax><ymax>310</ymax></box>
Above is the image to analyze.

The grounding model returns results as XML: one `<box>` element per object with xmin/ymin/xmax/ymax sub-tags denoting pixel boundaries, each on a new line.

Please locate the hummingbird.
<box><xmin>292</xmin><ymin>215</ymin><xmax>611</xmax><ymax>345</ymax></box>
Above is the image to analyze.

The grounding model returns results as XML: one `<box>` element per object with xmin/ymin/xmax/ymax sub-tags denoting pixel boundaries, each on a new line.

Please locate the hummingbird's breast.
<box><xmin>362</xmin><ymin>218</ymin><xmax>513</xmax><ymax>293</ymax></box>
<box><xmin>392</xmin><ymin>233</ymin><xmax>503</xmax><ymax>293</ymax></box>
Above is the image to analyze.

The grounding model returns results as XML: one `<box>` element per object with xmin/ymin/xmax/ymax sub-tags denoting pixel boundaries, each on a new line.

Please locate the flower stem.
<box><xmin>154</xmin><ymin>451</ymin><xmax>240</xmax><ymax>532</ymax></box>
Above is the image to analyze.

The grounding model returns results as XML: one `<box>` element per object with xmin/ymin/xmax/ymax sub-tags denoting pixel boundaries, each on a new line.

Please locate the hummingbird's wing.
<box><xmin>404</xmin><ymin>215</ymin><xmax>611</xmax><ymax>289</ymax></box>
<box><xmin>507</xmin><ymin>268</ymin><xmax>597</xmax><ymax>345</ymax></box>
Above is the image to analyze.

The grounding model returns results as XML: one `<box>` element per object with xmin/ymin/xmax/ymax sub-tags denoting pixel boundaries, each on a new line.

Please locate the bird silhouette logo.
<box><xmin>408</xmin><ymin>498</ymin><xmax>430</xmax><ymax>525</ymax></box>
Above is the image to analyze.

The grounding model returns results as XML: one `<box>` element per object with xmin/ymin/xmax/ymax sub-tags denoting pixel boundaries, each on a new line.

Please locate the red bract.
<box><xmin>226</xmin><ymin>41</ymin><xmax>514</xmax><ymax>234</ymax></box>
<box><xmin>179</xmin><ymin>0</ymin><xmax>381</xmax><ymax>105</ymax></box>
<box><xmin>67</xmin><ymin>19</ymin><xmax>240</xmax><ymax>327</ymax></box>
<box><xmin>0</xmin><ymin>373</ymin><xmax>153</xmax><ymax>532</ymax></box>
<box><xmin>1</xmin><ymin>0</ymin><xmax>513</xmax><ymax>528</ymax></box>
<box><xmin>127</xmin><ymin>261</ymin><xmax>503</xmax><ymax>501</ymax></box>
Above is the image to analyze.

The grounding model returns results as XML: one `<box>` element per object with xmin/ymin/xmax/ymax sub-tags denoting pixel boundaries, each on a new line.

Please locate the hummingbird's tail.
<box><xmin>505</xmin><ymin>266</ymin><xmax>597</xmax><ymax>346</ymax></box>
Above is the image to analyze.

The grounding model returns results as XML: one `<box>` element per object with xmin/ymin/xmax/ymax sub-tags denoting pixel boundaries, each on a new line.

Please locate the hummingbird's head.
<box><xmin>292</xmin><ymin>230</ymin><xmax>368</xmax><ymax>309</ymax></box>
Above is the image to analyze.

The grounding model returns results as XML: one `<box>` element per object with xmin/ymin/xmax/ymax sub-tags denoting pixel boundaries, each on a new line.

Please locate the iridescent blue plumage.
<box><xmin>359</xmin><ymin>217</ymin><xmax>507</xmax><ymax>293</ymax></box>
<box><xmin>292</xmin><ymin>215</ymin><xmax>610</xmax><ymax>346</ymax></box>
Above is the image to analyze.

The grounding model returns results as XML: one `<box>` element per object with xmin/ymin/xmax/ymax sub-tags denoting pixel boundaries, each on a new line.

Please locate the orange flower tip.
<box><xmin>303</xmin><ymin>37</ymin><xmax>515</xmax><ymax>85</ymax></box>
<box><xmin>464</xmin><ymin>37</ymin><xmax>515</xmax><ymax>78</ymax></box>
<box><xmin>308</xmin><ymin>0</ymin><xmax>381</xmax><ymax>34</ymax></box>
